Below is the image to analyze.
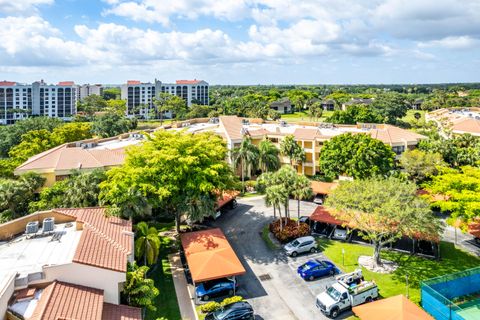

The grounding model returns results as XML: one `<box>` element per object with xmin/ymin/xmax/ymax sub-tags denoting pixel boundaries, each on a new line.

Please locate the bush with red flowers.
<box><xmin>269</xmin><ymin>218</ymin><xmax>310</xmax><ymax>243</ymax></box>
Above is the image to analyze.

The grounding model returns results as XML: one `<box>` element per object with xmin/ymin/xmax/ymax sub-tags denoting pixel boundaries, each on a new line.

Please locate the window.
<box><xmin>392</xmin><ymin>145</ymin><xmax>405</xmax><ymax>155</ymax></box>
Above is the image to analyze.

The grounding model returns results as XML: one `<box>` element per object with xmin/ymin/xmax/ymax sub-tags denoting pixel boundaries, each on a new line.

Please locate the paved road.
<box><xmin>213</xmin><ymin>196</ymin><xmax>351</xmax><ymax>320</ymax></box>
<box><xmin>441</xmin><ymin>220</ymin><xmax>480</xmax><ymax>257</ymax></box>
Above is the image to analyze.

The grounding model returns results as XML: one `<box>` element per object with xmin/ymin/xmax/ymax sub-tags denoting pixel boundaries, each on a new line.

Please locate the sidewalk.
<box><xmin>168</xmin><ymin>253</ymin><xmax>198</xmax><ymax>320</ymax></box>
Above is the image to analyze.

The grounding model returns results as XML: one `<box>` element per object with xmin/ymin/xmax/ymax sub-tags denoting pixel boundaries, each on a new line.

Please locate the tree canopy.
<box><xmin>424</xmin><ymin>166</ymin><xmax>480</xmax><ymax>227</ymax></box>
<box><xmin>91</xmin><ymin>113</ymin><xmax>136</xmax><ymax>138</ymax></box>
<box><xmin>328</xmin><ymin>104</ymin><xmax>383</xmax><ymax>124</ymax></box>
<box><xmin>319</xmin><ymin>133</ymin><xmax>395</xmax><ymax>180</ymax></box>
<box><xmin>399</xmin><ymin>149</ymin><xmax>445</xmax><ymax>183</ymax></box>
<box><xmin>326</xmin><ymin>177</ymin><xmax>442</xmax><ymax>267</ymax></box>
<box><xmin>369</xmin><ymin>92</ymin><xmax>409</xmax><ymax>124</ymax></box>
<box><xmin>100</xmin><ymin>131</ymin><xmax>238</xmax><ymax>230</ymax></box>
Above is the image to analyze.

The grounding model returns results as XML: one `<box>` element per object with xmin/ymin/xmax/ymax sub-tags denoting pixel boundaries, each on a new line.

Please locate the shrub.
<box><xmin>269</xmin><ymin>218</ymin><xmax>310</xmax><ymax>243</ymax></box>
<box><xmin>221</xmin><ymin>296</ymin><xmax>243</xmax><ymax>307</ymax></box>
<box><xmin>200</xmin><ymin>301</ymin><xmax>221</xmax><ymax>313</ymax></box>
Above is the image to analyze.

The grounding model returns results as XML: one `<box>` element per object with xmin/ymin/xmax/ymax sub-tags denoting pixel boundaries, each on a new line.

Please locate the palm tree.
<box><xmin>123</xmin><ymin>262</ymin><xmax>159</xmax><ymax>310</ymax></box>
<box><xmin>231</xmin><ymin>137</ymin><xmax>259</xmax><ymax>191</ymax></box>
<box><xmin>258</xmin><ymin>139</ymin><xmax>280</xmax><ymax>173</ymax></box>
<box><xmin>183</xmin><ymin>193</ymin><xmax>216</xmax><ymax>224</ymax></box>
<box><xmin>135</xmin><ymin>222</ymin><xmax>161</xmax><ymax>266</ymax></box>
<box><xmin>280</xmin><ymin>135</ymin><xmax>305</xmax><ymax>168</ymax></box>
<box><xmin>291</xmin><ymin>175</ymin><xmax>313</xmax><ymax>223</ymax></box>
<box><xmin>266</xmin><ymin>184</ymin><xmax>288</xmax><ymax>231</ymax></box>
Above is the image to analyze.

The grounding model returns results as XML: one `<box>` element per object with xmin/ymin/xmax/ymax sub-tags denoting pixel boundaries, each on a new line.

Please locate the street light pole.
<box><xmin>406</xmin><ymin>274</ymin><xmax>409</xmax><ymax>299</ymax></box>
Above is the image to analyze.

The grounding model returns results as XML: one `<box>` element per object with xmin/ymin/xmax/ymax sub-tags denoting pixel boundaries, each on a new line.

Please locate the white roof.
<box><xmin>0</xmin><ymin>223</ymin><xmax>81</xmax><ymax>293</ymax></box>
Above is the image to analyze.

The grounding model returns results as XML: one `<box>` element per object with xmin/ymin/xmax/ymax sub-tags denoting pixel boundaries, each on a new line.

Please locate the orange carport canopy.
<box><xmin>181</xmin><ymin>228</ymin><xmax>246</xmax><ymax>283</ymax></box>
<box><xmin>353</xmin><ymin>295</ymin><xmax>433</xmax><ymax>320</ymax></box>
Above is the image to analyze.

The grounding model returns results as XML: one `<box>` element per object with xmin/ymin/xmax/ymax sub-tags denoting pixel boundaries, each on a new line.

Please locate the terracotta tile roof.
<box><xmin>55</xmin><ymin>207</ymin><xmax>133</xmax><ymax>273</ymax></box>
<box><xmin>30</xmin><ymin>281</ymin><xmax>104</xmax><ymax>320</ymax></box>
<box><xmin>16</xmin><ymin>287</ymin><xmax>36</xmax><ymax>300</ymax></box>
<box><xmin>219</xmin><ymin>116</ymin><xmax>244</xmax><ymax>140</ymax></box>
<box><xmin>309</xmin><ymin>206</ymin><xmax>344</xmax><ymax>226</ymax></box>
<box><xmin>15</xmin><ymin>144</ymin><xmax>127</xmax><ymax>174</ymax></box>
<box><xmin>293</xmin><ymin>128</ymin><xmax>320</xmax><ymax>140</ymax></box>
<box><xmin>102</xmin><ymin>303</ymin><xmax>142</xmax><ymax>320</ymax></box>
<box><xmin>247</xmin><ymin>128</ymin><xmax>271</xmax><ymax>137</ymax></box>
<box><xmin>57</xmin><ymin>81</ymin><xmax>75</xmax><ymax>86</ymax></box>
<box><xmin>127</xmin><ymin>80</ymin><xmax>141</xmax><ymax>85</ymax></box>
<box><xmin>0</xmin><ymin>81</ymin><xmax>16</xmax><ymax>86</ymax></box>
<box><xmin>176</xmin><ymin>79</ymin><xmax>202</xmax><ymax>84</ymax></box>
<box><xmin>451</xmin><ymin>118</ymin><xmax>480</xmax><ymax>135</ymax></box>
<box><xmin>367</xmin><ymin>125</ymin><xmax>426</xmax><ymax>145</ymax></box>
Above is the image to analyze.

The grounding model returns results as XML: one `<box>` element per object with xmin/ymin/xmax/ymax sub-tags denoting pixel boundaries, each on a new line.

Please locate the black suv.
<box><xmin>205</xmin><ymin>301</ymin><xmax>254</xmax><ymax>320</ymax></box>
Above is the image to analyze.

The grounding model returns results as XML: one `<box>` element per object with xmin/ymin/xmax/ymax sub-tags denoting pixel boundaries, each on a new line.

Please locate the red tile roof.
<box><xmin>55</xmin><ymin>207</ymin><xmax>133</xmax><ymax>272</ymax></box>
<box><xmin>293</xmin><ymin>128</ymin><xmax>320</xmax><ymax>140</ymax></box>
<box><xmin>309</xmin><ymin>206</ymin><xmax>344</xmax><ymax>225</ymax></box>
<box><xmin>57</xmin><ymin>81</ymin><xmax>75</xmax><ymax>86</ymax></box>
<box><xmin>0</xmin><ymin>81</ymin><xmax>16</xmax><ymax>86</ymax></box>
<box><xmin>216</xmin><ymin>191</ymin><xmax>239</xmax><ymax>210</ymax></box>
<box><xmin>176</xmin><ymin>79</ymin><xmax>202</xmax><ymax>84</ymax></box>
<box><xmin>30</xmin><ymin>281</ymin><xmax>104</xmax><ymax>320</ymax></box>
<box><xmin>451</xmin><ymin>118</ymin><xmax>480</xmax><ymax>135</ymax></box>
<box><xmin>219</xmin><ymin>116</ymin><xmax>244</xmax><ymax>140</ymax></box>
<box><xmin>102</xmin><ymin>303</ymin><xmax>142</xmax><ymax>320</ymax></box>
<box><xmin>311</xmin><ymin>181</ymin><xmax>338</xmax><ymax>195</ymax></box>
<box><xmin>127</xmin><ymin>80</ymin><xmax>141</xmax><ymax>85</ymax></box>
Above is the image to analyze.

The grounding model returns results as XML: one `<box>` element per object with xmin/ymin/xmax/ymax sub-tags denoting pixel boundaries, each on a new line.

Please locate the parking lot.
<box><xmin>211</xmin><ymin>196</ymin><xmax>353</xmax><ymax>320</ymax></box>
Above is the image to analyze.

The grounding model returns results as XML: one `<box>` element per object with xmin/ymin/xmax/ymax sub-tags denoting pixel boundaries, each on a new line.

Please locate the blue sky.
<box><xmin>0</xmin><ymin>0</ymin><xmax>479</xmax><ymax>84</ymax></box>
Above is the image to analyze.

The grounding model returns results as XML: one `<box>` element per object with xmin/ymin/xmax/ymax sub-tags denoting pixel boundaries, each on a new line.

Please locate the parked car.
<box><xmin>313</xmin><ymin>195</ymin><xmax>324</xmax><ymax>205</ymax></box>
<box><xmin>297</xmin><ymin>259</ymin><xmax>336</xmax><ymax>281</ymax></box>
<box><xmin>196</xmin><ymin>278</ymin><xmax>238</xmax><ymax>301</ymax></box>
<box><xmin>284</xmin><ymin>236</ymin><xmax>317</xmax><ymax>257</ymax></box>
<box><xmin>205</xmin><ymin>301</ymin><xmax>254</xmax><ymax>320</ymax></box>
<box><xmin>331</xmin><ymin>226</ymin><xmax>348</xmax><ymax>241</ymax></box>
<box><xmin>298</xmin><ymin>216</ymin><xmax>310</xmax><ymax>224</ymax></box>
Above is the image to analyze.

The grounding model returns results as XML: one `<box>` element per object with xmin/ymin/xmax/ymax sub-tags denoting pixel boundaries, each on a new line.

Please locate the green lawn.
<box><xmin>146</xmin><ymin>237</ymin><xmax>182</xmax><ymax>320</ymax></box>
<box><xmin>137</xmin><ymin>119</ymin><xmax>173</xmax><ymax>129</ymax></box>
<box><xmin>318</xmin><ymin>239</ymin><xmax>480</xmax><ymax>304</ymax></box>
<box><xmin>280</xmin><ymin>111</ymin><xmax>334</xmax><ymax>122</ymax></box>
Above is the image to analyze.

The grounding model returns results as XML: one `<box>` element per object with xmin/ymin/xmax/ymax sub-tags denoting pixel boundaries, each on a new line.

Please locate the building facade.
<box><xmin>121</xmin><ymin>79</ymin><xmax>209</xmax><ymax>117</ymax></box>
<box><xmin>0</xmin><ymin>80</ymin><xmax>78</xmax><ymax>124</ymax></box>
<box><xmin>78</xmin><ymin>83</ymin><xmax>103</xmax><ymax>100</ymax></box>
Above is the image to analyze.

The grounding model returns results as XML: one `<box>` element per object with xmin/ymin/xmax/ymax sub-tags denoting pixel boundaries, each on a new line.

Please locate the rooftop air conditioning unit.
<box><xmin>280</xmin><ymin>120</ymin><xmax>287</xmax><ymax>127</ymax></box>
<box><xmin>42</xmin><ymin>217</ymin><xmax>55</xmax><ymax>232</ymax></box>
<box><xmin>242</xmin><ymin>119</ymin><xmax>250</xmax><ymax>125</ymax></box>
<box><xmin>26</xmin><ymin>221</ymin><xmax>39</xmax><ymax>234</ymax></box>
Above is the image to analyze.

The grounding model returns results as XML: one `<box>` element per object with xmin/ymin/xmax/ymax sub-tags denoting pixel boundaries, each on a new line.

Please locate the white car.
<box><xmin>332</xmin><ymin>226</ymin><xmax>348</xmax><ymax>241</ymax></box>
<box><xmin>284</xmin><ymin>236</ymin><xmax>317</xmax><ymax>257</ymax></box>
<box><xmin>313</xmin><ymin>195</ymin><xmax>323</xmax><ymax>205</ymax></box>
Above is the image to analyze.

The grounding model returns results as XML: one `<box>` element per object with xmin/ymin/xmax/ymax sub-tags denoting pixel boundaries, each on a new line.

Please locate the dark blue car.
<box><xmin>196</xmin><ymin>278</ymin><xmax>238</xmax><ymax>301</ymax></box>
<box><xmin>297</xmin><ymin>259</ymin><xmax>335</xmax><ymax>281</ymax></box>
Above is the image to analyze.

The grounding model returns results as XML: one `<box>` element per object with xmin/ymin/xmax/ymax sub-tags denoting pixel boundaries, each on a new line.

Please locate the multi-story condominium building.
<box><xmin>120</xmin><ymin>79</ymin><xmax>209</xmax><ymax>117</ymax></box>
<box><xmin>78</xmin><ymin>83</ymin><xmax>103</xmax><ymax>100</ymax></box>
<box><xmin>0</xmin><ymin>80</ymin><xmax>77</xmax><ymax>124</ymax></box>
<box><xmin>0</xmin><ymin>207</ymin><xmax>141</xmax><ymax>320</ymax></box>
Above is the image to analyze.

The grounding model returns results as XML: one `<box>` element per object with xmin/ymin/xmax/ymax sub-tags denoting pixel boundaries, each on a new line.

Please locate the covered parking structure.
<box><xmin>353</xmin><ymin>294</ymin><xmax>433</xmax><ymax>320</ymax></box>
<box><xmin>180</xmin><ymin>228</ymin><xmax>246</xmax><ymax>300</ymax></box>
<box><xmin>307</xmin><ymin>206</ymin><xmax>440</xmax><ymax>258</ymax></box>
<box><xmin>310</xmin><ymin>181</ymin><xmax>338</xmax><ymax>202</ymax></box>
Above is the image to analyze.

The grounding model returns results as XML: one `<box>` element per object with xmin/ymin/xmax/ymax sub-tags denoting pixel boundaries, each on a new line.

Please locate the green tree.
<box><xmin>231</xmin><ymin>137</ymin><xmax>259</xmax><ymax>190</ymax></box>
<box><xmin>105</xmin><ymin>99</ymin><xmax>127</xmax><ymax>115</ymax></box>
<box><xmin>306</xmin><ymin>100</ymin><xmax>323</xmax><ymax>121</ymax></box>
<box><xmin>100</xmin><ymin>131</ymin><xmax>237</xmax><ymax>231</ymax></box>
<box><xmin>135</xmin><ymin>222</ymin><xmax>161</xmax><ymax>266</ymax></box>
<box><xmin>291</xmin><ymin>175</ymin><xmax>313</xmax><ymax>221</ymax></box>
<box><xmin>258</xmin><ymin>139</ymin><xmax>280</xmax><ymax>173</ymax></box>
<box><xmin>399</xmin><ymin>149</ymin><xmax>445</xmax><ymax>183</ymax></box>
<box><xmin>370</xmin><ymin>92</ymin><xmax>409</xmax><ymax>124</ymax></box>
<box><xmin>77</xmin><ymin>94</ymin><xmax>107</xmax><ymax>116</ymax></box>
<box><xmin>326</xmin><ymin>177</ymin><xmax>442</xmax><ymax>267</ymax></box>
<box><xmin>319</xmin><ymin>133</ymin><xmax>395</xmax><ymax>180</ymax></box>
<box><xmin>280</xmin><ymin>135</ymin><xmax>305</xmax><ymax>166</ymax></box>
<box><xmin>123</xmin><ymin>262</ymin><xmax>159</xmax><ymax>311</ymax></box>
<box><xmin>0</xmin><ymin>117</ymin><xmax>62</xmax><ymax>157</ymax></box>
<box><xmin>102</xmin><ymin>88</ymin><xmax>121</xmax><ymax>100</ymax></box>
<box><xmin>328</xmin><ymin>104</ymin><xmax>383</xmax><ymax>124</ymax></box>
<box><xmin>186</xmin><ymin>104</ymin><xmax>213</xmax><ymax>119</ymax></box>
<box><xmin>154</xmin><ymin>93</ymin><xmax>187</xmax><ymax>123</ymax></box>
<box><xmin>425</xmin><ymin>166</ymin><xmax>480</xmax><ymax>227</ymax></box>
<box><xmin>30</xmin><ymin>169</ymin><xmax>106</xmax><ymax>211</ymax></box>
<box><xmin>92</xmin><ymin>113</ymin><xmax>133</xmax><ymax>138</ymax></box>
<box><xmin>0</xmin><ymin>173</ymin><xmax>45</xmax><ymax>221</ymax></box>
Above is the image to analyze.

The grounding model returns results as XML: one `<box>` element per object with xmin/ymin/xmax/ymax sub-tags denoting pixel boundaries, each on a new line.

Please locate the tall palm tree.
<box><xmin>266</xmin><ymin>184</ymin><xmax>288</xmax><ymax>231</ymax></box>
<box><xmin>291</xmin><ymin>175</ymin><xmax>313</xmax><ymax>223</ymax></box>
<box><xmin>280</xmin><ymin>135</ymin><xmax>305</xmax><ymax>168</ymax></box>
<box><xmin>183</xmin><ymin>193</ymin><xmax>216</xmax><ymax>224</ymax></box>
<box><xmin>135</xmin><ymin>222</ymin><xmax>161</xmax><ymax>266</ymax></box>
<box><xmin>231</xmin><ymin>137</ymin><xmax>259</xmax><ymax>191</ymax></box>
<box><xmin>258</xmin><ymin>139</ymin><xmax>280</xmax><ymax>173</ymax></box>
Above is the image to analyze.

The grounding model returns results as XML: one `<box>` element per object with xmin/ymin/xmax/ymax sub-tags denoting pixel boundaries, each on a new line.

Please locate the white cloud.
<box><xmin>0</xmin><ymin>0</ymin><xmax>53</xmax><ymax>14</ymax></box>
<box><xmin>418</xmin><ymin>36</ymin><xmax>480</xmax><ymax>50</ymax></box>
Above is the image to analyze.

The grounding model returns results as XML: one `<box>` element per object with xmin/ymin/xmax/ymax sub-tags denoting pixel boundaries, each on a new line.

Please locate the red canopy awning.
<box><xmin>309</xmin><ymin>206</ymin><xmax>344</xmax><ymax>226</ymax></box>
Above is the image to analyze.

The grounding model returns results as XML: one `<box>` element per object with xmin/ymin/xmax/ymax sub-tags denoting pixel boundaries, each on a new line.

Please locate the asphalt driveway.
<box><xmin>212</xmin><ymin>196</ymin><xmax>352</xmax><ymax>320</ymax></box>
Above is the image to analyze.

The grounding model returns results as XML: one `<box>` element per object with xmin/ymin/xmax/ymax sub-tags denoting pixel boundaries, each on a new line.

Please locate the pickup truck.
<box><xmin>315</xmin><ymin>278</ymin><xmax>378</xmax><ymax>318</ymax></box>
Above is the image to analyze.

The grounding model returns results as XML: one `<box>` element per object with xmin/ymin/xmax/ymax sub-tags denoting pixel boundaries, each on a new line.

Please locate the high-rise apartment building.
<box><xmin>78</xmin><ymin>84</ymin><xmax>103</xmax><ymax>100</ymax></box>
<box><xmin>120</xmin><ymin>79</ymin><xmax>209</xmax><ymax>117</ymax></box>
<box><xmin>0</xmin><ymin>80</ymin><xmax>77</xmax><ymax>124</ymax></box>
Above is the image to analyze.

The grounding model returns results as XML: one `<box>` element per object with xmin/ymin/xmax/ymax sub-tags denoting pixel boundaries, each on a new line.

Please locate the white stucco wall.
<box><xmin>42</xmin><ymin>263</ymin><xmax>125</xmax><ymax>304</ymax></box>
<box><xmin>0</xmin><ymin>273</ymin><xmax>16</xmax><ymax>320</ymax></box>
